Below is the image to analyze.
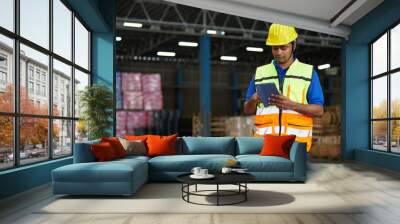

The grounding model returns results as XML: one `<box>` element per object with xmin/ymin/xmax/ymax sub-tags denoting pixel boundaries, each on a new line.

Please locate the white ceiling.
<box><xmin>164</xmin><ymin>0</ymin><xmax>384</xmax><ymax>38</ymax></box>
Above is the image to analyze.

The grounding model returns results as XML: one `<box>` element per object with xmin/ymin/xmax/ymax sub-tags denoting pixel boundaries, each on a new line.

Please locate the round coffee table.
<box><xmin>177</xmin><ymin>172</ymin><xmax>255</xmax><ymax>206</ymax></box>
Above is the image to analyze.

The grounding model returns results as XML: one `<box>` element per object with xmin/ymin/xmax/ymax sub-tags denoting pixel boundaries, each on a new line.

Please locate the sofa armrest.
<box><xmin>289</xmin><ymin>142</ymin><xmax>307</xmax><ymax>182</ymax></box>
<box><xmin>73</xmin><ymin>140</ymin><xmax>100</xmax><ymax>163</ymax></box>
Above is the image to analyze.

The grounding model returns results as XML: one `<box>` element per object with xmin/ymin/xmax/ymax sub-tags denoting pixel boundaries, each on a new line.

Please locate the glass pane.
<box><xmin>391</xmin><ymin>24</ymin><xmax>400</xmax><ymax>70</ymax></box>
<box><xmin>392</xmin><ymin>72</ymin><xmax>400</xmax><ymax>118</ymax></box>
<box><xmin>74</xmin><ymin>69</ymin><xmax>89</xmax><ymax>118</ymax></box>
<box><xmin>392</xmin><ymin>120</ymin><xmax>400</xmax><ymax>153</ymax></box>
<box><xmin>372</xmin><ymin>121</ymin><xmax>388</xmax><ymax>151</ymax></box>
<box><xmin>0</xmin><ymin>116</ymin><xmax>14</xmax><ymax>170</ymax></box>
<box><xmin>20</xmin><ymin>44</ymin><xmax>49</xmax><ymax>115</ymax></box>
<box><xmin>53</xmin><ymin>119</ymin><xmax>72</xmax><ymax>158</ymax></box>
<box><xmin>372</xmin><ymin>77</ymin><xmax>387</xmax><ymax>119</ymax></box>
<box><xmin>0</xmin><ymin>34</ymin><xmax>14</xmax><ymax>112</ymax></box>
<box><xmin>20</xmin><ymin>0</ymin><xmax>49</xmax><ymax>49</ymax></box>
<box><xmin>53</xmin><ymin>59</ymin><xmax>72</xmax><ymax>117</ymax></box>
<box><xmin>20</xmin><ymin>117</ymin><xmax>49</xmax><ymax>165</ymax></box>
<box><xmin>53</xmin><ymin>0</ymin><xmax>72</xmax><ymax>60</ymax></box>
<box><xmin>75</xmin><ymin>120</ymin><xmax>88</xmax><ymax>143</ymax></box>
<box><xmin>74</xmin><ymin>18</ymin><xmax>89</xmax><ymax>70</ymax></box>
<box><xmin>372</xmin><ymin>33</ymin><xmax>387</xmax><ymax>76</ymax></box>
<box><xmin>0</xmin><ymin>0</ymin><xmax>14</xmax><ymax>31</ymax></box>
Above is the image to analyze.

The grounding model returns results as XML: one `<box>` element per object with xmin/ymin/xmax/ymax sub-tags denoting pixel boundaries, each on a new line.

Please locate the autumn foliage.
<box><xmin>0</xmin><ymin>85</ymin><xmax>59</xmax><ymax>149</ymax></box>
<box><xmin>372</xmin><ymin>99</ymin><xmax>400</xmax><ymax>140</ymax></box>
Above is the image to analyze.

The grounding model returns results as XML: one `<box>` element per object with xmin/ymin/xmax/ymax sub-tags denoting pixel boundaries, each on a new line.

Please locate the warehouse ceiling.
<box><xmin>116</xmin><ymin>0</ymin><xmax>366</xmax><ymax>67</ymax></box>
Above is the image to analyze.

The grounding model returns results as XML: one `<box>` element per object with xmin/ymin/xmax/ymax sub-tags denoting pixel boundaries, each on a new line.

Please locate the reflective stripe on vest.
<box><xmin>254</xmin><ymin>59</ymin><xmax>314</xmax><ymax>151</ymax></box>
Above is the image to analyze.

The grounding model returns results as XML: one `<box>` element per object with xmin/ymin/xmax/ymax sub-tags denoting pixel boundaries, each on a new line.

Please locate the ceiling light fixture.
<box><xmin>246</xmin><ymin>47</ymin><xmax>263</xmax><ymax>52</ymax></box>
<box><xmin>178</xmin><ymin>41</ymin><xmax>198</xmax><ymax>47</ymax></box>
<box><xmin>206</xmin><ymin>29</ymin><xmax>217</xmax><ymax>35</ymax></box>
<box><xmin>123</xmin><ymin>22</ymin><xmax>143</xmax><ymax>28</ymax></box>
<box><xmin>220</xmin><ymin>56</ymin><xmax>237</xmax><ymax>61</ymax></box>
<box><xmin>157</xmin><ymin>51</ymin><xmax>176</xmax><ymax>57</ymax></box>
<box><xmin>318</xmin><ymin>64</ymin><xmax>331</xmax><ymax>70</ymax></box>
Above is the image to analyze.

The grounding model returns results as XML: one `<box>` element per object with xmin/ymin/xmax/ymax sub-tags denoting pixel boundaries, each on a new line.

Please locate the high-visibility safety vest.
<box><xmin>254</xmin><ymin>59</ymin><xmax>314</xmax><ymax>151</ymax></box>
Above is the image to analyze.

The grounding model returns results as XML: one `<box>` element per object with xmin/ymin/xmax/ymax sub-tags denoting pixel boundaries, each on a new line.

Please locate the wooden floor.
<box><xmin>1</xmin><ymin>161</ymin><xmax>400</xmax><ymax>224</ymax></box>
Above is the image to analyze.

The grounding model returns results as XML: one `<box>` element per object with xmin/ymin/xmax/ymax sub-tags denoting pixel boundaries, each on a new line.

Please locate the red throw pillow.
<box><xmin>101</xmin><ymin>137</ymin><xmax>127</xmax><ymax>158</ymax></box>
<box><xmin>260</xmin><ymin>135</ymin><xmax>296</xmax><ymax>159</ymax></box>
<box><xmin>146</xmin><ymin>134</ymin><xmax>178</xmax><ymax>157</ymax></box>
<box><xmin>91</xmin><ymin>142</ymin><xmax>117</xmax><ymax>161</ymax></box>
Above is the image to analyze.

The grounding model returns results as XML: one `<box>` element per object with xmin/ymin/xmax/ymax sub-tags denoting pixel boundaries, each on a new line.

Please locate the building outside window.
<box><xmin>42</xmin><ymin>85</ymin><xmax>46</xmax><ymax>97</ymax></box>
<box><xmin>28</xmin><ymin>66</ymin><xmax>34</xmax><ymax>80</ymax></box>
<box><xmin>28</xmin><ymin>81</ymin><xmax>34</xmax><ymax>94</ymax></box>
<box><xmin>0</xmin><ymin>0</ymin><xmax>91</xmax><ymax>170</ymax></box>
<box><xmin>370</xmin><ymin>23</ymin><xmax>400</xmax><ymax>154</ymax></box>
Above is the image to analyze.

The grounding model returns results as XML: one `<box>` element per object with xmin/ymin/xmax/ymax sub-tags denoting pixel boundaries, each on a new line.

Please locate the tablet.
<box><xmin>255</xmin><ymin>83</ymin><xmax>280</xmax><ymax>106</ymax></box>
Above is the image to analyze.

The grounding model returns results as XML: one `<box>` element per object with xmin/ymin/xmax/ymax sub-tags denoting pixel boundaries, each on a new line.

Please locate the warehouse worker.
<box><xmin>244</xmin><ymin>23</ymin><xmax>324</xmax><ymax>152</ymax></box>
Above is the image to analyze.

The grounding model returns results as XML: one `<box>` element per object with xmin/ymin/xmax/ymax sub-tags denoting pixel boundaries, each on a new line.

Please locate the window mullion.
<box><xmin>49</xmin><ymin>0</ymin><xmax>54</xmax><ymax>160</ymax></box>
<box><xmin>71</xmin><ymin>10</ymin><xmax>76</xmax><ymax>154</ymax></box>
<box><xmin>14</xmin><ymin>0</ymin><xmax>20</xmax><ymax>167</ymax></box>
<box><xmin>388</xmin><ymin>30</ymin><xmax>391</xmax><ymax>152</ymax></box>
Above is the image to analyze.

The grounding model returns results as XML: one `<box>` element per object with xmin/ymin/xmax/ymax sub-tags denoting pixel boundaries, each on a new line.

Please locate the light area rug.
<box><xmin>37</xmin><ymin>183</ymin><xmax>362</xmax><ymax>214</ymax></box>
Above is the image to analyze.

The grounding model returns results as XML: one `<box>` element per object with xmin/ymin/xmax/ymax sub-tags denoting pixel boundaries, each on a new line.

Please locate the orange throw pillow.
<box><xmin>101</xmin><ymin>137</ymin><xmax>127</xmax><ymax>158</ymax></box>
<box><xmin>146</xmin><ymin>134</ymin><xmax>178</xmax><ymax>157</ymax></box>
<box><xmin>91</xmin><ymin>142</ymin><xmax>117</xmax><ymax>161</ymax></box>
<box><xmin>125</xmin><ymin>135</ymin><xmax>148</xmax><ymax>142</ymax></box>
<box><xmin>260</xmin><ymin>135</ymin><xmax>296</xmax><ymax>159</ymax></box>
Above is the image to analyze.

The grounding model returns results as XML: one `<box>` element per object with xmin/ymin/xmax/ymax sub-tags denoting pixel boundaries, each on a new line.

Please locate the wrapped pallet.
<box><xmin>122</xmin><ymin>73</ymin><xmax>142</xmax><ymax>91</ymax></box>
<box><xmin>123</xmin><ymin>91</ymin><xmax>143</xmax><ymax>110</ymax></box>
<box><xmin>116</xmin><ymin>111</ymin><xmax>127</xmax><ymax>137</ymax></box>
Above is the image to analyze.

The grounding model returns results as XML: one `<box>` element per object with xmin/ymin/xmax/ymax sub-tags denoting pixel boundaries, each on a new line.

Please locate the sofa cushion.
<box><xmin>73</xmin><ymin>139</ymin><xmax>100</xmax><ymax>163</ymax></box>
<box><xmin>180</xmin><ymin>137</ymin><xmax>235</xmax><ymax>155</ymax></box>
<box><xmin>236</xmin><ymin>155</ymin><xmax>293</xmax><ymax>172</ymax></box>
<box><xmin>236</xmin><ymin>137</ymin><xmax>263</xmax><ymax>155</ymax></box>
<box><xmin>52</xmin><ymin>159</ymin><xmax>147</xmax><ymax>183</ymax></box>
<box><xmin>148</xmin><ymin>154</ymin><xmax>235</xmax><ymax>172</ymax></box>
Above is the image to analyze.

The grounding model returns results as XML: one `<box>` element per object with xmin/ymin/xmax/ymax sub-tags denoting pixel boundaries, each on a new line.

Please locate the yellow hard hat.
<box><xmin>266</xmin><ymin>23</ymin><xmax>298</xmax><ymax>46</ymax></box>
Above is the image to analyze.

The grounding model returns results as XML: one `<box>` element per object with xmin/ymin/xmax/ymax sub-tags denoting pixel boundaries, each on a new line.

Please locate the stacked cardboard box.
<box><xmin>225</xmin><ymin>116</ymin><xmax>255</xmax><ymax>136</ymax></box>
<box><xmin>116</xmin><ymin>73</ymin><xmax>163</xmax><ymax>136</ymax></box>
<box><xmin>121</xmin><ymin>73</ymin><xmax>143</xmax><ymax>110</ymax></box>
<box><xmin>310</xmin><ymin>105</ymin><xmax>341</xmax><ymax>161</ymax></box>
<box><xmin>126</xmin><ymin>112</ymin><xmax>147</xmax><ymax>135</ymax></box>
<box><xmin>116</xmin><ymin>111</ymin><xmax>126</xmax><ymax>136</ymax></box>
<box><xmin>122</xmin><ymin>73</ymin><xmax>142</xmax><ymax>91</ymax></box>
<box><xmin>116</xmin><ymin>72</ymin><xmax>123</xmax><ymax>109</ymax></box>
<box><xmin>142</xmin><ymin>74</ymin><xmax>163</xmax><ymax>111</ymax></box>
<box><xmin>123</xmin><ymin>91</ymin><xmax>143</xmax><ymax>110</ymax></box>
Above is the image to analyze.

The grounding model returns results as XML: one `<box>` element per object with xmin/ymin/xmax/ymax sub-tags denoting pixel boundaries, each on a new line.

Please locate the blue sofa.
<box><xmin>52</xmin><ymin>137</ymin><xmax>306</xmax><ymax>196</ymax></box>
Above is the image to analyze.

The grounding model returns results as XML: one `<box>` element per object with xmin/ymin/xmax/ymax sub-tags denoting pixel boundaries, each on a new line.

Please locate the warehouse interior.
<box><xmin>1</xmin><ymin>0</ymin><xmax>400</xmax><ymax>223</ymax></box>
<box><xmin>115</xmin><ymin>0</ymin><xmax>342</xmax><ymax>137</ymax></box>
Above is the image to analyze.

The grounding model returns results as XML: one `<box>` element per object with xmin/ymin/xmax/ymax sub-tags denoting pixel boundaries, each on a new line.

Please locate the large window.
<box><xmin>371</xmin><ymin>23</ymin><xmax>400</xmax><ymax>153</ymax></box>
<box><xmin>0</xmin><ymin>0</ymin><xmax>91</xmax><ymax>170</ymax></box>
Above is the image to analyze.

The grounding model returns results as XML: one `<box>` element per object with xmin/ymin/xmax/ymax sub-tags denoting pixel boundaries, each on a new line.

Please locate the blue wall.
<box><xmin>0</xmin><ymin>0</ymin><xmax>115</xmax><ymax>200</ymax></box>
<box><xmin>344</xmin><ymin>0</ymin><xmax>400</xmax><ymax>171</ymax></box>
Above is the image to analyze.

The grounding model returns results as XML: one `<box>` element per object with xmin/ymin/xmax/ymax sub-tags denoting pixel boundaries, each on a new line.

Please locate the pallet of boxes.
<box><xmin>192</xmin><ymin>115</ymin><xmax>227</xmax><ymax>136</ymax></box>
<box><xmin>116</xmin><ymin>72</ymin><xmax>163</xmax><ymax>136</ymax></box>
<box><xmin>310</xmin><ymin>105</ymin><xmax>341</xmax><ymax>162</ymax></box>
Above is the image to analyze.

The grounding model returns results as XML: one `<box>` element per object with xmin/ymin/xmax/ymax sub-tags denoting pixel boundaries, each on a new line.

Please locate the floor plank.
<box><xmin>1</xmin><ymin>161</ymin><xmax>400</xmax><ymax>224</ymax></box>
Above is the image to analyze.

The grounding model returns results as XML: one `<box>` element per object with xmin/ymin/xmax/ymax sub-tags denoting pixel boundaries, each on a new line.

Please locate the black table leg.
<box><xmin>245</xmin><ymin>183</ymin><xmax>247</xmax><ymax>201</ymax></box>
<box><xmin>217</xmin><ymin>184</ymin><xmax>219</xmax><ymax>206</ymax></box>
